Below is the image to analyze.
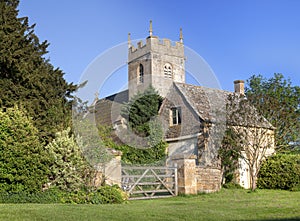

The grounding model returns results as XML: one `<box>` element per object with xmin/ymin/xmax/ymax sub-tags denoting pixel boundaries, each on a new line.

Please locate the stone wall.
<box><xmin>171</xmin><ymin>155</ymin><xmax>197</xmax><ymax>194</ymax></box>
<box><xmin>195</xmin><ymin>166</ymin><xmax>222</xmax><ymax>193</ymax></box>
<box><xmin>170</xmin><ymin>155</ymin><xmax>222</xmax><ymax>194</ymax></box>
<box><xmin>93</xmin><ymin>149</ymin><xmax>122</xmax><ymax>187</ymax></box>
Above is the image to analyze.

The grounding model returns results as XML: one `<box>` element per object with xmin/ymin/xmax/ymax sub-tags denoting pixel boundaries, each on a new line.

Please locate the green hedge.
<box><xmin>0</xmin><ymin>107</ymin><xmax>49</xmax><ymax>193</ymax></box>
<box><xmin>257</xmin><ymin>154</ymin><xmax>300</xmax><ymax>191</ymax></box>
<box><xmin>0</xmin><ymin>185</ymin><xmax>127</xmax><ymax>204</ymax></box>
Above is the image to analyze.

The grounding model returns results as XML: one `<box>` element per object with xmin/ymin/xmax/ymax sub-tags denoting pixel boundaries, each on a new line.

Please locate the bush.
<box><xmin>0</xmin><ymin>106</ymin><xmax>49</xmax><ymax>193</ymax></box>
<box><xmin>45</xmin><ymin>128</ymin><xmax>95</xmax><ymax>192</ymax></box>
<box><xmin>0</xmin><ymin>185</ymin><xmax>127</xmax><ymax>204</ymax></box>
<box><xmin>115</xmin><ymin>141</ymin><xmax>167</xmax><ymax>165</ymax></box>
<box><xmin>87</xmin><ymin>185</ymin><xmax>127</xmax><ymax>204</ymax></box>
<box><xmin>257</xmin><ymin>154</ymin><xmax>300</xmax><ymax>190</ymax></box>
<box><xmin>222</xmin><ymin>182</ymin><xmax>243</xmax><ymax>189</ymax></box>
<box><xmin>0</xmin><ymin>188</ymin><xmax>62</xmax><ymax>203</ymax></box>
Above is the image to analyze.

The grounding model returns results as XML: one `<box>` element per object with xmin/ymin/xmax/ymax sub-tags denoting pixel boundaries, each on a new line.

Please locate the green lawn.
<box><xmin>0</xmin><ymin>189</ymin><xmax>299</xmax><ymax>221</ymax></box>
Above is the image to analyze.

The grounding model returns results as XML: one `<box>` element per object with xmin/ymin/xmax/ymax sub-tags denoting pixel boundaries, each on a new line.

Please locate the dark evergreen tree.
<box><xmin>121</xmin><ymin>85</ymin><xmax>163</xmax><ymax>137</ymax></box>
<box><xmin>0</xmin><ymin>0</ymin><xmax>76</xmax><ymax>142</ymax></box>
<box><xmin>119</xmin><ymin>86</ymin><xmax>167</xmax><ymax>165</ymax></box>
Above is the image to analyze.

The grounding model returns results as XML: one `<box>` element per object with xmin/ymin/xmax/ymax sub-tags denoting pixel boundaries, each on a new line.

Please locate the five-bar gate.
<box><xmin>121</xmin><ymin>166</ymin><xmax>178</xmax><ymax>200</ymax></box>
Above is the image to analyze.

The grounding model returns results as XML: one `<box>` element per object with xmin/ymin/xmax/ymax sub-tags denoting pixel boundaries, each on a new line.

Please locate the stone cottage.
<box><xmin>94</xmin><ymin>22</ymin><xmax>275</xmax><ymax>193</ymax></box>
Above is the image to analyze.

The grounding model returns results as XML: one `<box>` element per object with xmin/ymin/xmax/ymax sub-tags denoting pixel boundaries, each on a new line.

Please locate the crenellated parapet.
<box><xmin>128</xmin><ymin>36</ymin><xmax>184</xmax><ymax>63</ymax></box>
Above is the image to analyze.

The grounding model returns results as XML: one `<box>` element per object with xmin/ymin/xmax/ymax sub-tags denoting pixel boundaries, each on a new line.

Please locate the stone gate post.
<box><xmin>171</xmin><ymin>154</ymin><xmax>197</xmax><ymax>195</ymax></box>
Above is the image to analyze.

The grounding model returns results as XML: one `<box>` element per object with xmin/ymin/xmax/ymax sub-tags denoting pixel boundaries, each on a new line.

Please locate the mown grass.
<box><xmin>0</xmin><ymin>189</ymin><xmax>299</xmax><ymax>221</ymax></box>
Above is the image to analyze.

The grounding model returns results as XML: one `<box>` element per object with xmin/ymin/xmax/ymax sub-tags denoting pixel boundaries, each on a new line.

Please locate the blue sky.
<box><xmin>18</xmin><ymin>0</ymin><xmax>300</xmax><ymax>98</ymax></box>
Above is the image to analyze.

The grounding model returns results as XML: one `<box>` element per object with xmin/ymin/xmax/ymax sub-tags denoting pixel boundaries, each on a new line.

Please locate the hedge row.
<box><xmin>257</xmin><ymin>154</ymin><xmax>300</xmax><ymax>191</ymax></box>
<box><xmin>0</xmin><ymin>185</ymin><xmax>127</xmax><ymax>204</ymax></box>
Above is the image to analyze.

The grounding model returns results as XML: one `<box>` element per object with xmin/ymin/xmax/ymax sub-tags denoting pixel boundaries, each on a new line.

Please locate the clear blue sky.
<box><xmin>18</xmin><ymin>0</ymin><xmax>300</xmax><ymax>98</ymax></box>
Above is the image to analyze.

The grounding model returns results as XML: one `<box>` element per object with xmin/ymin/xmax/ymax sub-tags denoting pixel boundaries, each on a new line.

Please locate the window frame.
<box><xmin>138</xmin><ymin>63</ymin><xmax>144</xmax><ymax>84</ymax></box>
<box><xmin>164</xmin><ymin>63</ymin><xmax>173</xmax><ymax>79</ymax></box>
<box><xmin>170</xmin><ymin>106</ymin><xmax>181</xmax><ymax>126</ymax></box>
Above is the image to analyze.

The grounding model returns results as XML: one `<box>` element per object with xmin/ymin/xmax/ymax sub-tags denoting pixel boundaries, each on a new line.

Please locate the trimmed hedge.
<box><xmin>0</xmin><ymin>185</ymin><xmax>127</xmax><ymax>204</ymax></box>
<box><xmin>257</xmin><ymin>154</ymin><xmax>300</xmax><ymax>191</ymax></box>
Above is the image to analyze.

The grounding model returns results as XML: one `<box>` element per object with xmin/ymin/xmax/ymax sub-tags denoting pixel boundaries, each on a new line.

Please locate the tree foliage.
<box><xmin>246</xmin><ymin>73</ymin><xmax>300</xmax><ymax>151</ymax></box>
<box><xmin>121</xmin><ymin>86</ymin><xmax>163</xmax><ymax>137</ymax></box>
<box><xmin>117</xmin><ymin>86</ymin><xmax>167</xmax><ymax>165</ymax></box>
<box><xmin>0</xmin><ymin>0</ymin><xmax>76</xmax><ymax>142</ymax></box>
<box><xmin>0</xmin><ymin>106</ymin><xmax>49</xmax><ymax>193</ymax></box>
<box><xmin>72</xmin><ymin>97</ymin><xmax>114</xmax><ymax>168</ymax></box>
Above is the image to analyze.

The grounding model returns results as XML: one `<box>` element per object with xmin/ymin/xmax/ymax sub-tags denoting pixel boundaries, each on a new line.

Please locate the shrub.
<box><xmin>257</xmin><ymin>154</ymin><xmax>300</xmax><ymax>190</ymax></box>
<box><xmin>115</xmin><ymin>141</ymin><xmax>167</xmax><ymax>165</ymax></box>
<box><xmin>0</xmin><ymin>106</ymin><xmax>49</xmax><ymax>193</ymax></box>
<box><xmin>0</xmin><ymin>185</ymin><xmax>126</xmax><ymax>204</ymax></box>
<box><xmin>0</xmin><ymin>188</ymin><xmax>62</xmax><ymax>203</ymax></box>
<box><xmin>222</xmin><ymin>182</ymin><xmax>243</xmax><ymax>189</ymax></box>
<box><xmin>87</xmin><ymin>185</ymin><xmax>127</xmax><ymax>204</ymax></box>
<box><xmin>45</xmin><ymin>128</ymin><xmax>96</xmax><ymax>191</ymax></box>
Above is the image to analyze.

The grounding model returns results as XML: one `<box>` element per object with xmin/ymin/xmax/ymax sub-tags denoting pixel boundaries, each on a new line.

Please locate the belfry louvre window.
<box><xmin>170</xmin><ymin>107</ymin><xmax>181</xmax><ymax>125</ymax></box>
<box><xmin>138</xmin><ymin>64</ymin><xmax>144</xmax><ymax>83</ymax></box>
<box><xmin>164</xmin><ymin>63</ymin><xmax>172</xmax><ymax>78</ymax></box>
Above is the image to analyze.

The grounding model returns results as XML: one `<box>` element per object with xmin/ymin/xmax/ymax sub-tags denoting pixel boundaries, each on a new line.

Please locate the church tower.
<box><xmin>128</xmin><ymin>21</ymin><xmax>185</xmax><ymax>98</ymax></box>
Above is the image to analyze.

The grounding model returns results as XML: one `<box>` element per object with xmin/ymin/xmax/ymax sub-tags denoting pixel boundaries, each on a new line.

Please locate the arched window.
<box><xmin>138</xmin><ymin>64</ymin><xmax>144</xmax><ymax>83</ymax></box>
<box><xmin>164</xmin><ymin>63</ymin><xmax>173</xmax><ymax>78</ymax></box>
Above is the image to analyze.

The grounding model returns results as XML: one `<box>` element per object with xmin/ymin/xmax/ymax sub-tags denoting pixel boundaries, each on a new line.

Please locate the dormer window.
<box><xmin>164</xmin><ymin>63</ymin><xmax>173</xmax><ymax>79</ymax></box>
<box><xmin>170</xmin><ymin>107</ymin><xmax>181</xmax><ymax>126</ymax></box>
<box><xmin>138</xmin><ymin>64</ymin><xmax>144</xmax><ymax>83</ymax></box>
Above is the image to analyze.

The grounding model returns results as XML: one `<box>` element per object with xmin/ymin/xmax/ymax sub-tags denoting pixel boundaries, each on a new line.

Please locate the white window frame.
<box><xmin>170</xmin><ymin>107</ymin><xmax>181</xmax><ymax>126</ymax></box>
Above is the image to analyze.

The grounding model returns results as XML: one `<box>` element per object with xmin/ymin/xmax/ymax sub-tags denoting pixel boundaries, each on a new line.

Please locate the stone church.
<box><xmin>95</xmin><ymin>22</ymin><xmax>275</xmax><ymax>193</ymax></box>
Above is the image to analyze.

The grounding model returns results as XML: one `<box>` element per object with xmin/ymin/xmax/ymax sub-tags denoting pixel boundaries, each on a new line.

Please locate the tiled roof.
<box><xmin>174</xmin><ymin>83</ymin><xmax>229</xmax><ymax>123</ymax></box>
<box><xmin>94</xmin><ymin>90</ymin><xmax>128</xmax><ymax>125</ymax></box>
<box><xmin>174</xmin><ymin>83</ymin><xmax>274</xmax><ymax>129</ymax></box>
<box><xmin>94</xmin><ymin>83</ymin><xmax>274</xmax><ymax>130</ymax></box>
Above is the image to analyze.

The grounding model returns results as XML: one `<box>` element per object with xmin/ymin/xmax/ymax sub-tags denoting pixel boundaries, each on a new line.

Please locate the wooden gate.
<box><xmin>121</xmin><ymin>166</ymin><xmax>178</xmax><ymax>200</ymax></box>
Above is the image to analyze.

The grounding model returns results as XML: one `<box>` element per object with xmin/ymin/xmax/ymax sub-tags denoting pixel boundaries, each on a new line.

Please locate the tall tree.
<box><xmin>0</xmin><ymin>0</ymin><xmax>76</xmax><ymax>142</ymax></box>
<box><xmin>245</xmin><ymin>74</ymin><xmax>300</xmax><ymax>151</ymax></box>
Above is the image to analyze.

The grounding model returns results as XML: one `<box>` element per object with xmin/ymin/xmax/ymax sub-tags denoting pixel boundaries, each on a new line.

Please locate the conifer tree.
<box><xmin>119</xmin><ymin>86</ymin><xmax>167</xmax><ymax>165</ymax></box>
<box><xmin>0</xmin><ymin>0</ymin><xmax>76</xmax><ymax>142</ymax></box>
<box><xmin>121</xmin><ymin>85</ymin><xmax>163</xmax><ymax>137</ymax></box>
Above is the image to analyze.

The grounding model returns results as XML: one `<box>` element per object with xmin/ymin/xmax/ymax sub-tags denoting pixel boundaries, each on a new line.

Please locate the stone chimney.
<box><xmin>234</xmin><ymin>80</ymin><xmax>245</xmax><ymax>95</ymax></box>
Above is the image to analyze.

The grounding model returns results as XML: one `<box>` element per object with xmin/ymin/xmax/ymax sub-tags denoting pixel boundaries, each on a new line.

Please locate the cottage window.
<box><xmin>164</xmin><ymin>63</ymin><xmax>173</xmax><ymax>78</ymax></box>
<box><xmin>138</xmin><ymin>64</ymin><xmax>144</xmax><ymax>83</ymax></box>
<box><xmin>170</xmin><ymin>107</ymin><xmax>181</xmax><ymax>125</ymax></box>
